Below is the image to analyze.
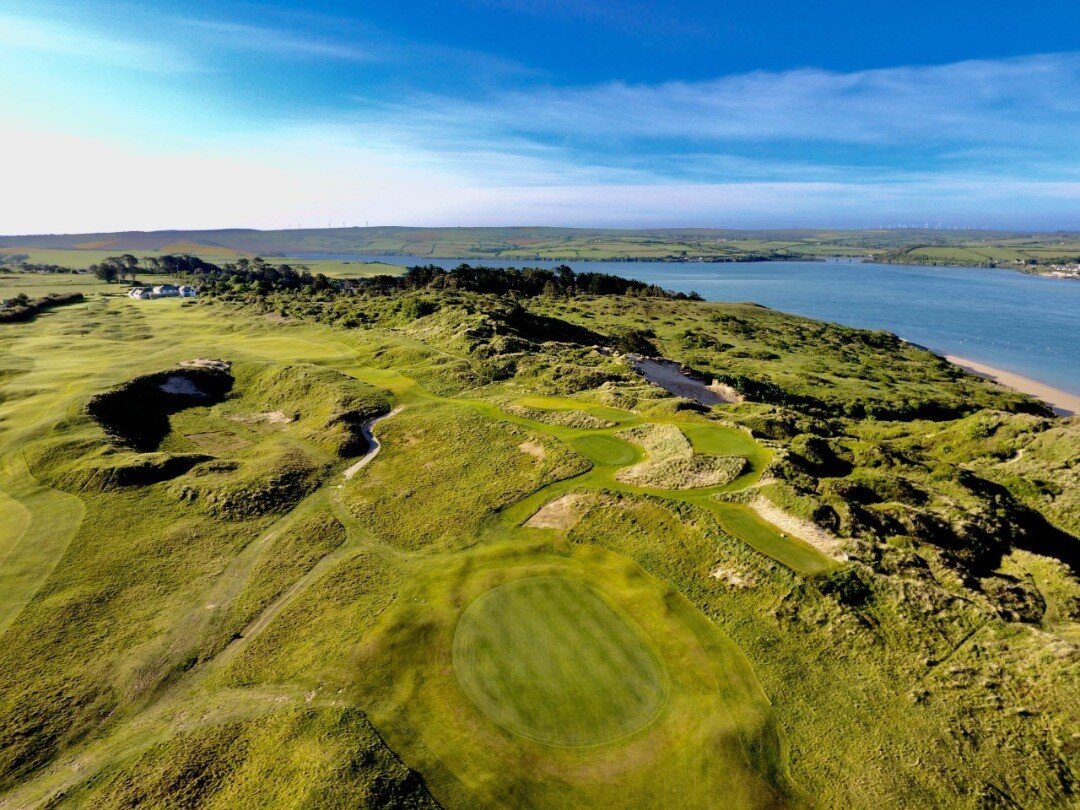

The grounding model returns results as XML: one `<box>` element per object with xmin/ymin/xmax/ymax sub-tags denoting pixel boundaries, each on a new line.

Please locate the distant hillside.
<box><xmin>2</xmin><ymin>226</ymin><xmax>1078</xmax><ymax>268</ymax></box>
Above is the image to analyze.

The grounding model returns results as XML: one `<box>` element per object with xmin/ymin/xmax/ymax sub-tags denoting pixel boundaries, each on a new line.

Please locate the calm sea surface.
<box><xmin>300</xmin><ymin>255</ymin><xmax>1080</xmax><ymax>395</ymax></box>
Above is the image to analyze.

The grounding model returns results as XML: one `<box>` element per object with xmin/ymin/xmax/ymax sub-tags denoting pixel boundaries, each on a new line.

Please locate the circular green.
<box><xmin>452</xmin><ymin>575</ymin><xmax>667</xmax><ymax>747</ymax></box>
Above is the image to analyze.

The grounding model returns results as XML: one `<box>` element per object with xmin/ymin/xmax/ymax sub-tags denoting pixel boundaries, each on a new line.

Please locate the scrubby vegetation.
<box><xmin>0</xmin><ymin>292</ymin><xmax>84</xmax><ymax>323</ymax></box>
<box><xmin>0</xmin><ymin>271</ymin><xmax>1076</xmax><ymax>808</ymax></box>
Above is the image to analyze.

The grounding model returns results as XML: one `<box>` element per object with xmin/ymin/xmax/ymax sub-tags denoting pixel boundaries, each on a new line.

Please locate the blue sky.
<box><xmin>1</xmin><ymin>0</ymin><xmax>1078</xmax><ymax>231</ymax></box>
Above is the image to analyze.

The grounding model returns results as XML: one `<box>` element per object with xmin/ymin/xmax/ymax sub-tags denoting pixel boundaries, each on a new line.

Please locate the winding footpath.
<box><xmin>343</xmin><ymin>406</ymin><xmax>405</xmax><ymax>479</ymax></box>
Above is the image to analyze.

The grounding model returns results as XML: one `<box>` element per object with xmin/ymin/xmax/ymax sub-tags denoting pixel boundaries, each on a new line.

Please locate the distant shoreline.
<box><xmin>946</xmin><ymin>355</ymin><xmax>1078</xmax><ymax>417</ymax></box>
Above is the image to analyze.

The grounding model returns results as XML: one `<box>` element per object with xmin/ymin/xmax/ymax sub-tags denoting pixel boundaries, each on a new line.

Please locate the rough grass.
<box><xmin>617</xmin><ymin>454</ymin><xmax>747</xmax><ymax>489</ymax></box>
<box><xmin>616</xmin><ymin>423</ymin><xmax>692</xmax><ymax>459</ymax></box>
<box><xmin>345</xmin><ymin>402</ymin><xmax>589</xmax><ymax>552</ymax></box>
<box><xmin>503</xmin><ymin>402</ymin><xmax>615</xmax><ymax>429</ymax></box>
<box><xmin>614</xmin><ymin>423</ymin><xmax>748</xmax><ymax>489</ymax></box>
<box><xmin>220</xmin><ymin>511</ymin><xmax>346</xmax><ymax>644</ymax></box>
<box><xmin>48</xmin><ymin>708</ymin><xmax>437</xmax><ymax>809</ymax></box>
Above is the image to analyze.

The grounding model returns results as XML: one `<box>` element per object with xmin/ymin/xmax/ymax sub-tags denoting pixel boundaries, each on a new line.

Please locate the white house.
<box><xmin>178</xmin><ymin>285</ymin><xmax>198</xmax><ymax>298</ymax></box>
<box><xmin>127</xmin><ymin>287</ymin><xmax>153</xmax><ymax>299</ymax></box>
<box><xmin>152</xmin><ymin>284</ymin><xmax>180</xmax><ymax>298</ymax></box>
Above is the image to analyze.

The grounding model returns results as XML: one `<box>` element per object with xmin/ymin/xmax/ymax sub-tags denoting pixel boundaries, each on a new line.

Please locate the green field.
<box><xmin>5</xmin><ymin>225</ymin><xmax>1079</xmax><ymax>270</ymax></box>
<box><xmin>0</xmin><ymin>273</ymin><xmax>1076</xmax><ymax>807</ymax></box>
<box><xmin>0</xmin><ymin>248</ymin><xmax>402</xmax><ymax>281</ymax></box>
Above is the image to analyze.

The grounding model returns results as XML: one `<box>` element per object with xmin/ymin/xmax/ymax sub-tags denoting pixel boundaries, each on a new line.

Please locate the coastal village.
<box><xmin>1046</xmin><ymin>262</ymin><xmax>1080</xmax><ymax>279</ymax></box>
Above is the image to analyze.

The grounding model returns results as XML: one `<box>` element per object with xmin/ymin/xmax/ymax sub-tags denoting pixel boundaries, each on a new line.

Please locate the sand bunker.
<box><xmin>525</xmin><ymin>493</ymin><xmax>595</xmax><ymax>530</ymax></box>
<box><xmin>749</xmin><ymin>495</ymin><xmax>846</xmax><ymax>559</ymax></box>
<box><xmin>159</xmin><ymin>376</ymin><xmax>207</xmax><ymax>397</ymax></box>
<box><xmin>628</xmin><ymin>356</ymin><xmax>740</xmax><ymax>407</ymax></box>
<box><xmin>518</xmin><ymin>441</ymin><xmax>546</xmax><ymax>460</ymax></box>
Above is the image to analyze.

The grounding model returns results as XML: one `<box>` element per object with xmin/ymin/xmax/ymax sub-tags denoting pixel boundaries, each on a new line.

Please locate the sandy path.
<box><xmin>343</xmin><ymin>406</ymin><xmax>404</xmax><ymax>479</ymax></box>
<box><xmin>946</xmin><ymin>355</ymin><xmax>1079</xmax><ymax>417</ymax></box>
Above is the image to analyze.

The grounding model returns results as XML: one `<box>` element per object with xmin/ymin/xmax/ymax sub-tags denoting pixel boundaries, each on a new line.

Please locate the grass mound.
<box><xmin>503</xmin><ymin>403</ymin><xmax>616</xmax><ymax>429</ymax></box>
<box><xmin>170</xmin><ymin>446</ymin><xmax>326</xmax><ymax>519</ymax></box>
<box><xmin>617</xmin><ymin>454</ymin><xmax>747</xmax><ymax>490</ymax></box>
<box><xmin>51</xmin><ymin>708</ymin><xmax>438</xmax><ymax>809</ymax></box>
<box><xmin>232</xmin><ymin>363</ymin><xmax>390</xmax><ymax>457</ymax></box>
<box><xmin>614</xmin><ymin>423</ymin><xmax>748</xmax><ymax>489</ymax></box>
<box><xmin>453</xmin><ymin>575</ymin><xmax>666</xmax><ymax>746</ymax></box>
<box><xmin>359</xmin><ymin>543</ymin><xmax>792</xmax><ymax>809</ymax></box>
<box><xmin>616</xmin><ymin>424</ymin><xmax>693</xmax><ymax>459</ymax></box>
<box><xmin>0</xmin><ymin>292</ymin><xmax>84</xmax><ymax>323</ymax></box>
<box><xmin>51</xmin><ymin>450</ymin><xmax>213</xmax><ymax>491</ymax></box>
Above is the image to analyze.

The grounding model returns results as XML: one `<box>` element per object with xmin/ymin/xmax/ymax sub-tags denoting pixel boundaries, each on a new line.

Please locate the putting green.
<box><xmin>570</xmin><ymin>434</ymin><xmax>638</xmax><ymax>466</ymax></box>
<box><xmin>360</xmin><ymin>545</ymin><xmax>794</xmax><ymax>808</ymax></box>
<box><xmin>453</xmin><ymin>576</ymin><xmax>666</xmax><ymax>746</ymax></box>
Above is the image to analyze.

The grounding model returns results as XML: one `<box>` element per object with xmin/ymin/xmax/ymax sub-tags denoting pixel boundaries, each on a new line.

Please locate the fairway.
<box><xmin>453</xmin><ymin>576</ymin><xmax>667</xmax><ymax>746</ymax></box>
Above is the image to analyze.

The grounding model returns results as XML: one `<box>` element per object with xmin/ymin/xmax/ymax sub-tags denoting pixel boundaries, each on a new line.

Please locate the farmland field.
<box><xmin>5</xmin><ymin>226</ymin><xmax>1079</xmax><ymax>271</ymax></box>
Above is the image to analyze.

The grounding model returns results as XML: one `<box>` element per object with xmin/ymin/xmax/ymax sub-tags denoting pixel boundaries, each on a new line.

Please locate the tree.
<box><xmin>119</xmin><ymin>254</ymin><xmax>139</xmax><ymax>283</ymax></box>
<box><xmin>92</xmin><ymin>262</ymin><xmax>118</xmax><ymax>283</ymax></box>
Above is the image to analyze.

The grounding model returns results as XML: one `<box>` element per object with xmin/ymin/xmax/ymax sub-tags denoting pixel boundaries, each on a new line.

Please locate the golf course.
<box><xmin>0</xmin><ymin>270</ymin><xmax>1076</xmax><ymax>808</ymax></box>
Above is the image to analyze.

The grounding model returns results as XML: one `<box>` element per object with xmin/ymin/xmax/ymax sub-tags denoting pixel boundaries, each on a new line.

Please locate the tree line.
<box><xmin>84</xmin><ymin>253</ymin><xmax>699</xmax><ymax>300</ymax></box>
<box><xmin>353</xmin><ymin>264</ymin><xmax>701</xmax><ymax>300</ymax></box>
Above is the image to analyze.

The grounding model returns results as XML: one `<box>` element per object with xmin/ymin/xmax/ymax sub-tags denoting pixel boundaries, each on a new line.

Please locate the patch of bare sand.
<box><xmin>946</xmin><ymin>355</ymin><xmax>1078</xmax><ymax>417</ymax></box>
<box><xmin>229</xmin><ymin>410</ymin><xmax>293</xmax><ymax>425</ymax></box>
<box><xmin>525</xmin><ymin>493</ymin><xmax>594</xmax><ymax>531</ymax></box>
<box><xmin>178</xmin><ymin>358</ymin><xmax>231</xmax><ymax>372</ymax></box>
<box><xmin>749</xmin><ymin>495</ymin><xmax>846</xmax><ymax>559</ymax></box>
<box><xmin>518</xmin><ymin>441</ymin><xmax>546</xmax><ymax>460</ymax></box>
<box><xmin>710</xmin><ymin>565</ymin><xmax>755</xmax><ymax>588</ymax></box>
<box><xmin>629</xmin><ymin>356</ymin><xmax>740</xmax><ymax>406</ymax></box>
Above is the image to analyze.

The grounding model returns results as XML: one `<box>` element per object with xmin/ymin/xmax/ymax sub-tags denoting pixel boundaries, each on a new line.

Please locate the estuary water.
<box><xmin>303</xmin><ymin>255</ymin><xmax>1080</xmax><ymax>395</ymax></box>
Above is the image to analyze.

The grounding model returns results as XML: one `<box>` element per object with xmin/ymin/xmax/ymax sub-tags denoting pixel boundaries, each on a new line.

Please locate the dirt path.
<box><xmin>344</xmin><ymin>406</ymin><xmax>405</xmax><ymax>479</ymax></box>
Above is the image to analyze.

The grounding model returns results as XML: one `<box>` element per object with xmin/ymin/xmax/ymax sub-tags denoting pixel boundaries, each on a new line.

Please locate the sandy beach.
<box><xmin>946</xmin><ymin>355</ymin><xmax>1079</xmax><ymax>417</ymax></box>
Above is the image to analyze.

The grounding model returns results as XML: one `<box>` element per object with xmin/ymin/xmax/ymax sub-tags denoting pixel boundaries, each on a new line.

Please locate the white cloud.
<box><xmin>174</xmin><ymin>18</ymin><xmax>376</xmax><ymax>62</ymax></box>
<box><xmin>0</xmin><ymin>13</ymin><xmax>195</xmax><ymax>72</ymax></box>
<box><xmin>368</xmin><ymin>52</ymin><xmax>1080</xmax><ymax>153</ymax></box>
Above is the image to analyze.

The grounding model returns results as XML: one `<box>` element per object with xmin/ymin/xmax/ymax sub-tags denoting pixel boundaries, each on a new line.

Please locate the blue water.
<box><xmin>300</xmin><ymin>254</ymin><xmax>1080</xmax><ymax>395</ymax></box>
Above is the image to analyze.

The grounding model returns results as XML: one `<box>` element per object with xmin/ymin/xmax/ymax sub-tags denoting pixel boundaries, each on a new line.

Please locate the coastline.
<box><xmin>945</xmin><ymin>355</ymin><xmax>1079</xmax><ymax>417</ymax></box>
